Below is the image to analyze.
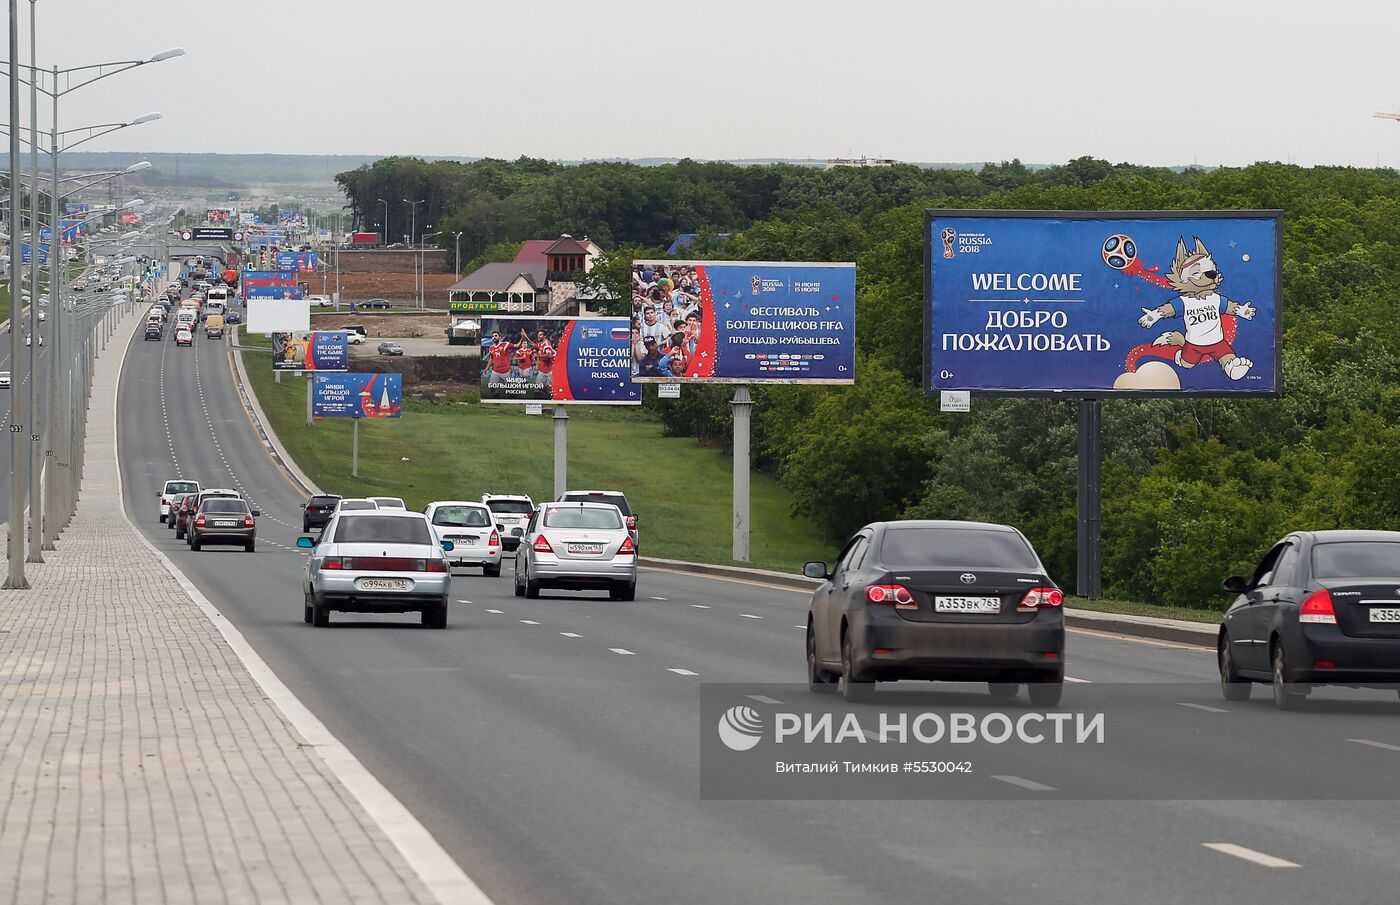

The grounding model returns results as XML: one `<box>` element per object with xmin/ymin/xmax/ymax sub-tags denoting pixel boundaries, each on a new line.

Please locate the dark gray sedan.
<box><xmin>377</xmin><ymin>341</ymin><xmax>404</xmax><ymax>356</ymax></box>
<box><xmin>188</xmin><ymin>497</ymin><xmax>260</xmax><ymax>552</ymax></box>
<box><xmin>805</xmin><ymin>520</ymin><xmax>1065</xmax><ymax>704</ymax></box>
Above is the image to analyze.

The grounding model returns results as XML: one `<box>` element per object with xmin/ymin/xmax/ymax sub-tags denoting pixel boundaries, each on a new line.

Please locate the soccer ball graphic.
<box><xmin>1102</xmin><ymin>234</ymin><xmax>1137</xmax><ymax>271</ymax></box>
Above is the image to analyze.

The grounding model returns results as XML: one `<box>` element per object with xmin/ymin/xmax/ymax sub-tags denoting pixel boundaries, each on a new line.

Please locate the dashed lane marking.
<box><xmin>560</xmin><ymin>632</ymin><xmax>581</xmax><ymax>638</ymax></box>
<box><xmin>519</xmin><ymin>620</ymin><xmax>540</xmax><ymax>625</ymax></box>
<box><xmin>1178</xmin><ymin>702</ymin><xmax>1228</xmax><ymax>714</ymax></box>
<box><xmin>746</xmin><ymin>695</ymin><xmax>783</xmax><ymax>705</ymax></box>
<box><xmin>1348</xmin><ymin>738</ymin><xmax>1400</xmax><ymax>753</ymax></box>
<box><xmin>740</xmin><ymin>614</ymin><xmax>763</xmax><ymax>619</ymax></box>
<box><xmin>485</xmin><ymin>609</ymin><xmax>503</xmax><ymax>614</ymax></box>
<box><xmin>609</xmin><ymin>648</ymin><xmax>635</xmax><ymax>656</ymax></box>
<box><xmin>667</xmin><ymin>668</ymin><xmax>699</xmax><ymax>677</ymax></box>
<box><xmin>1202</xmin><ymin>843</ymin><xmax>1300</xmax><ymax>868</ymax></box>
<box><xmin>991</xmin><ymin>775</ymin><xmax>1056</xmax><ymax>792</ymax></box>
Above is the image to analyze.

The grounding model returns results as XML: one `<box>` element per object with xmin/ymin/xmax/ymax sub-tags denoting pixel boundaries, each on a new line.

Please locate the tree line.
<box><xmin>336</xmin><ymin>155</ymin><xmax>1400</xmax><ymax>608</ymax></box>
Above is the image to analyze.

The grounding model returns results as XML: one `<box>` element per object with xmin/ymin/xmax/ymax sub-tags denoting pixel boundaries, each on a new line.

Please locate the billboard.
<box><xmin>20</xmin><ymin>243</ymin><xmax>49</xmax><ymax>265</ymax></box>
<box><xmin>630</xmin><ymin>260</ymin><xmax>856</xmax><ymax>383</ymax></box>
<box><xmin>480</xmin><ymin>316</ymin><xmax>641</xmax><ymax>405</ymax></box>
<box><xmin>271</xmin><ymin>330</ymin><xmax>348</xmax><ymax>370</ymax></box>
<box><xmin>275</xmin><ymin>251</ymin><xmax>319</xmax><ymax>273</ymax></box>
<box><xmin>64</xmin><ymin>202</ymin><xmax>90</xmax><ymax>215</ymax></box>
<box><xmin>205</xmin><ymin>208</ymin><xmax>232</xmax><ymax>224</ymax></box>
<box><xmin>925</xmin><ymin>211</ymin><xmax>1282</xmax><ymax>397</ymax></box>
<box><xmin>248</xmin><ymin>299</ymin><xmax>311</xmax><ymax>333</ymax></box>
<box><xmin>119</xmin><ymin>212</ymin><xmax>142</xmax><ymax>226</ymax></box>
<box><xmin>182</xmin><ymin>227</ymin><xmax>237</xmax><ymax>242</ymax></box>
<box><xmin>245</xmin><ymin>282</ymin><xmax>302</xmax><ymax>299</ymax></box>
<box><xmin>312</xmin><ymin>373</ymin><xmax>402</xmax><ymax>418</ymax></box>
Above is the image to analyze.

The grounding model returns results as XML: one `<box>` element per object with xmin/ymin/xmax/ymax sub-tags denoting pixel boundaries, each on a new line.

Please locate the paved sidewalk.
<box><xmin>0</xmin><ymin>309</ymin><xmax>444</xmax><ymax>904</ymax></box>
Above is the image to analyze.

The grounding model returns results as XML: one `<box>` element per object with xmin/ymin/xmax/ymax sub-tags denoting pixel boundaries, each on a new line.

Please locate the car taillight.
<box><xmin>320</xmin><ymin>557</ymin><xmax>344</xmax><ymax>570</ymax></box>
<box><xmin>533</xmin><ymin>535</ymin><xmax>554</xmax><ymax>553</ymax></box>
<box><xmin>1017</xmin><ymin>587</ymin><xmax>1064</xmax><ymax>612</ymax></box>
<box><xmin>488</xmin><ymin>530</ymin><xmax>499</xmax><ymax>548</ymax></box>
<box><xmin>626</xmin><ymin>515</ymin><xmax>637</xmax><ymax>530</ymax></box>
<box><xmin>424</xmin><ymin>560</ymin><xmax>447</xmax><ymax>573</ymax></box>
<box><xmin>195</xmin><ymin>516</ymin><xmax>206</xmax><ymax>527</ymax></box>
<box><xmin>618</xmin><ymin>536</ymin><xmax>636</xmax><ymax>555</ymax></box>
<box><xmin>243</xmin><ymin>516</ymin><xmax>255</xmax><ymax>528</ymax></box>
<box><xmin>865</xmin><ymin>584</ymin><xmax>916</xmax><ymax>608</ymax></box>
<box><xmin>1299</xmin><ymin>589</ymin><xmax>1337</xmax><ymax>624</ymax></box>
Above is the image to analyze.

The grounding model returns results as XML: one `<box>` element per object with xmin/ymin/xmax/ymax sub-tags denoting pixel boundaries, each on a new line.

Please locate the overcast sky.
<box><xmin>8</xmin><ymin>0</ymin><xmax>1400</xmax><ymax>167</ymax></box>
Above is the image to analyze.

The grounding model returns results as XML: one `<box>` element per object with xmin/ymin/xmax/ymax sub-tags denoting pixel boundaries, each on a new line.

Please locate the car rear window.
<box><xmin>486</xmin><ymin>500</ymin><xmax>533</xmax><ymax>515</ymax></box>
<box><xmin>333</xmin><ymin>516</ymin><xmax>431</xmax><ymax>545</ymax></box>
<box><xmin>309</xmin><ymin>496</ymin><xmax>341</xmax><ymax>506</ymax></box>
<box><xmin>432</xmin><ymin>506</ymin><xmax>492</xmax><ymax>528</ymax></box>
<box><xmin>1311</xmin><ymin>542</ymin><xmax>1400</xmax><ymax>579</ymax></box>
<box><xmin>202</xmin><ymin>499</ymin><xmax>248</xmax><ymax>514</ymax></box>
<box><xmin>165</xmin><ymin>481</ymin><xmax>198</xmax><ymax>494</ymax></box>
<box><xmin>542</xmin><ymin>506</ymin><xmax>623</xmax><ymax>530</ymax></box>
<box><xmin>339</xmin><ymin>500</ymin><xmax>377</xmax><ymax>510</ymax></box>
<box><xmin>878</xmin><ymin>527</ymin><xmax>1041</xmax><ymax>570</ymax></box>
<box><xmin>371</xmin><ymin>498</ymin><xmax>406</xmax><ymax>508</ymax></box>
<box><xmin>561</xmin><ymin>493</ymin><xmax>631</xmax><ymax>516</ymax></box>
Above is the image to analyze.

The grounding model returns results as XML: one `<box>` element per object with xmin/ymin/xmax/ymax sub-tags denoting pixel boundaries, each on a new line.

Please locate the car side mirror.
<box><xmin>296</xmin><ymin>536</ymin><xmax>316</xmax><ymax>549</ymax></box>
<box><xmin>441</xmin><ymin>540</ymin><xmax>455</xmax><ymax>552</ymax></box>
<box><xmin>251</xmin><ymin>509</ymin><xmax>261</xmax><ymax>517</ymax></box>
<box><xmin>803</xmin><ymin>561</ymin><xmax>830</xmax><ymax>580</ymax></box>
<box><xmin>1221</xmin><ymin>575</ymin><xmax>1248</xmax><ymax>595</ymax></box>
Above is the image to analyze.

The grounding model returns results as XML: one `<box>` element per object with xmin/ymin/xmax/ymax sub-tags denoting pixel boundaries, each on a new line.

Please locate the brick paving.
<box><xmin>0</xmin><ymin>309</ymin><xmax>440</xmax><ymax>904</ymax></box>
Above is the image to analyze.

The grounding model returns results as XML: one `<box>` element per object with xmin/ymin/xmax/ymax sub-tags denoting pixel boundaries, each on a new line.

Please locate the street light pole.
<box><xmin>25</xmin><ymin>0</ymin><xmax>43</xmax><ymax>562</ymax></box>
<box><xmin>6</xmin><ymin>0</ymin><xmax>29</xmax><ymax>586</ymax></box>
<box><xmin>454</xmin><ymin>231</ymin><xmax>463</xmax><ymax>277</ymax></box>
<box><xmin>377</xmin><ymin>198</ymin><xmax>388</xmax><ymax>246</ymax></box>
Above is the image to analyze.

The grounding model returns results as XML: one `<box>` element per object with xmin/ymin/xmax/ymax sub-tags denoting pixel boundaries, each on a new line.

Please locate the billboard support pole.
<box><xmin>553</xmin><ymin>405</ymin><xmax>568</xmax><ymax>498</ymax></box>
<box><xmin>351</xmin><ymin>418</ymin><xmax>360</xmax><ymax>478</ymax></box>
<box><xmin>731</xmin><ymin>385</ymin><xmax>752</xmax><ymax>562</ymax></box>
<box><xmin>1076</xmin><ymin>398</ymin><xmax>1103</xmax><ymax>599</ymax></box>
<box><xmin>306</xmin><ymin>377</ymin><xmax>313</xmax><ymax>427</ymax></box>
<box><xmin>275</xmin><ymin>369</ymin><xmax>282</xmax><ymax>384</ymax></box>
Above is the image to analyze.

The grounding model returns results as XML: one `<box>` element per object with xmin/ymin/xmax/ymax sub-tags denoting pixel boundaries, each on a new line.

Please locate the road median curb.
<box><xmin>640</xmin><ymin>556</ymin><xmax>1216</xmax><ymax>645</ymax></box>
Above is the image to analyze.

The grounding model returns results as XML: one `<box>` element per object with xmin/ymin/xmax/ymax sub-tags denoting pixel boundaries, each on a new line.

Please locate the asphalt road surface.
<box><xmin>113</xmin><ymin>303</ymin><xmax>1400</xmax><ymax>904</ymax></box>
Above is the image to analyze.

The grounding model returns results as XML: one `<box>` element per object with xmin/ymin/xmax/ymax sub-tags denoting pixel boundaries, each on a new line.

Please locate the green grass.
<box><xmin>1065</xmin><ymin>596</ymin><xmax>1220</xmax><ymax>624</ymax></box>
<box><xmin>239</xmin><ymin>348</ymin><xmax>836</xmax><ymax>573</ymax></box>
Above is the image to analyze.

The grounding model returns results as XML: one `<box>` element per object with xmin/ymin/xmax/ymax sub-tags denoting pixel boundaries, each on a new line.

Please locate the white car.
<box><xmin>424</xmin><ymin>501</ymin><xmax>501</xmax><ymax>576</ymax></box>
<box><xmin>345</xmin><ymin>332</ymin><xmax>366</xmax><ymax>345</ymax></box>
<box><xmin>160</xmin><ymin>478</ymin><xmax>201</xmax><ymax>523</ymax></box>
<box><xmin>481</xmin><ymin>493</ymin><xmax>536</xmax><ymax>550</ymax></box>
<box><xmin>0</xmin><ymin>371</ymin><xmax>10</xmax><ymax>390</ymax></box>
<box><xmin>369</xmin><ymin>496</ymin><xmax>406</xmax><ymax>509</ymax></box>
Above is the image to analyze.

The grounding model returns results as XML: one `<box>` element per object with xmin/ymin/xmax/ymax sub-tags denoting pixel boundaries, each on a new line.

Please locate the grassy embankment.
<box><xmin>236</xmin><ymin>342</ymin><xmax>835</xmax><ymax>573</ymax></box>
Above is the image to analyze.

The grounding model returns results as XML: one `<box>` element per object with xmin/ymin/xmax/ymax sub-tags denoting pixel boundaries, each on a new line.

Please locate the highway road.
<box><xmin>113</xmin><ymin>299</ymin><xmax>1400</xmax><ymax>904</ymax></box>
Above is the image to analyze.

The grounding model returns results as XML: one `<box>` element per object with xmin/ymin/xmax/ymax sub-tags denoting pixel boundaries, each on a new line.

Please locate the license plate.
<box><xmin>453</xmin><ymin>536</ymin><xmax>476</xmax><ymax>545</ymax></box>
<box><xmin>1369</xmin><ymin>607</ymin><xmax>1400</xmax><ymax>623</ymax></box>
<box><xmin>934</xmin><ymin>595</ymin><xmax>1002</xmax><ymax>613</ymax></box>
<box><xmin>215</xmin><ymin>520</ymin><xmax>237</xmax><ymax>527</ymax></box>
<box><xmin>567</xmin><ymin>543</ymin><xmax>604</xmax><ymax>555</ymax></box>
<box><xmin>355</xmin><ymin>578</ymin><xmax>410</xmax><ymax>591</ymax></box>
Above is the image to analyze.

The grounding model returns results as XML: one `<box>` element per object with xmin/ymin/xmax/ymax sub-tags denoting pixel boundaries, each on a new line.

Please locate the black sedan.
<box><xmin>805</xmin><ymin>520</ymin><xmax>1065</xmax><ymax>704</ymax></box>
<box><xmin>301</xmin><ymin>494</ymin><xmax>343</xmax><ymax>533</ymax></box>
<box><xmin>1219</xmin><ymin>530</ymin><xmax>1400</xmax><ymax>709</ymax></box>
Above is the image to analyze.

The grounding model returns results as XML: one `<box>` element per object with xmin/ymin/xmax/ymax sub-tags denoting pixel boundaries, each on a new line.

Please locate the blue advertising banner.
<box><xmin>312</xmin><ymin>373</ymin><xmax>403</xmax><ymax>419</ymax></box>
<box><xmin>630</xmin><ymin>260</ymin><xmax>856</xmax><ymax>383</ymax></box>
<box><xmin>20</xmin><ymin>243</ymin><xmax>49</xmax><ymax>265</ymax></box>
<box><xmin>275</xmin><ymin>251</ymin><xmax>319</xmax><ymax>273</ymax></box>
<box><xmin>63</xmin><ymin>202</ymin><xmax>90</xmax><ymax>215</ymax></box>
<box><xmin>480</xmin><ymin>316</ymin><xmax>641</xmax><ymax>405</ymax></box>
<box><xmin>272</xmin><ymin>331</ymin><xmax>348</xmax><ymax>371</ymax></box>
<box><xmin>245</xmin><ymin>283</ymin><xmax>303</xmax><ymax>300</ymax></box>
<box><xmin>925</xmin><ymin>211</ymin><xmax>1282</xmax><ymax>397</ymax></box>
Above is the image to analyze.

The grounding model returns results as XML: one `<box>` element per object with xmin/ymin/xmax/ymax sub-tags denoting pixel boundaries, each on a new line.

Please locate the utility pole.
<box><xmin>6</xmin><ymin>0</ymin><xmax>30</xmax><ymax>586</ymax></box>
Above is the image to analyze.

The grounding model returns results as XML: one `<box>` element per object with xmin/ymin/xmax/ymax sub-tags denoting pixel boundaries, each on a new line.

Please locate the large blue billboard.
<box><xmin>925</xmin><ymin>211</ymin><xmax>1282</xmax><ymax>396</ymax></box>
<box><xmin>479</xmin><ymin>316</ymin><xmax>641</xmax><ymax>405</ymax></box>
<box><xmin>272</xmin><ymin>331</ymin><xmax>348</xmax><ymax>371</ymax></box>
<box><xmin>245</xmin><ymin>283</ymin><xmax>302</xmax><ymax>300</ymax></box>
<box><xmin>312</xmin><ymin>373</ymin><xmax>402</xmax><ymax>419</ymax></box>
<box><xmin>630</xmin><ymin>260</ymin><xmax>855</xmax><ymax>383</ymax></box>
<box><xmin>20</xmin><ymin>243</ymin><xmax>48</xmax><ymax>265</ymax></box>
<box><xmin>275</xmin><ymin>251</ymin><xmax>318</xmax><ymax>273</ymax></box>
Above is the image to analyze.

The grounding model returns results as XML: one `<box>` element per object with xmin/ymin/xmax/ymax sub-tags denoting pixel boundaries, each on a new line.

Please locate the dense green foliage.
<box><xmin>336</xmin><ymin>155</ymin><xmax>1400</xmax><ymax>609</ymax></box>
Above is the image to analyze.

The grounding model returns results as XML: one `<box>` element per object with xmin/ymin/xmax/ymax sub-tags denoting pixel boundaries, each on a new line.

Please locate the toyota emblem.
<box><xmin>960</xmin><ymin>573</ymin><xmax>977</xmax><ymax>584</ymax></box>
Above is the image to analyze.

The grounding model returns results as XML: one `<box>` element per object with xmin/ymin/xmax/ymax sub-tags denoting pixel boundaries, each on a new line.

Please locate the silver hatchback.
<box><xmin>514</xmin><ymin>501</ymin><xmax>637</xmax><ymax>600</ymax></box>
<box><xmin>298</xmin><ymin>510</ymin><xmax>454</xmax><ymax>628</ymax></box>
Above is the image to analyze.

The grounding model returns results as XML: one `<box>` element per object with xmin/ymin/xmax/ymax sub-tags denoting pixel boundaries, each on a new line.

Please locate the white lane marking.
<box><xmin>111</xmin><ymin>313</ymin><xmax>494</xmax><ymax>904</ymax></box>
<box><xmin>740</xmin><ymin>614</ymin><xmax>763</xmax><ymax>620</ymax></box>
<box><xmin>519</xmin><ymin>620</ymin><xmax>540</xmax><ymax>625</ymax></box>
<box><xmin>649</xmin><ymin>596</ymin><xmax>668</xmax><ymax>600</ymax></box>
<box><xmin>1348</xmin><ymin>738</ymin><xmax>1400</xmax><ymax>753</ymax></box>
<box><xmin>746</xmin><ymin>695</ymin><xmax>783</xmax><ymax>705</ymax></box>
<box><xmin>992</xmin><ymin>775</ymin><xmax>1056</xmax><ymax>792</ymax></box>
<box><xmin>609</xmin><ymin>648</ymin><xmax>635</xmax><ymax>656</ymax></box>
<box><xmin>456</xmin><ymin>599</ymin><xmax>473</xmax><ymax>605</ymax></box>
<box><xmin>1178</xmin><ymin>702</ymin><xmax>1229</xmax><ymax>714</ymax></box>
<box><xmin>795</xmin><ymin>625</ymin><xmax>805</xmax><ymax>629</ymax></box>
<box><xmin>485</xmin><ymin>609</ymin><xmax>503</xmax><ymax>614</ymax></box>
<box><xmin>1202</xmin><ymin>843</ymin><xmax>1300</xmax><ymax>868</ymax></box>
<box><xmin>690</xmin><ymin>604</ymin><xmax>710</xmax><ymax>609</ymax></box>
<box><xmin>1065</xmin><ymin>676</ymin><xmax>1092</xmax><ymax>683</ymax></box>
<box><xmin>667</xmin><ymin>668</ymin><xmax>699</xmax><ymax>676</ymax></box>
<box><xmin>560</xmin><ymin>632</ymin><xmax>581</xmax><ymax>638</ymax></box>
